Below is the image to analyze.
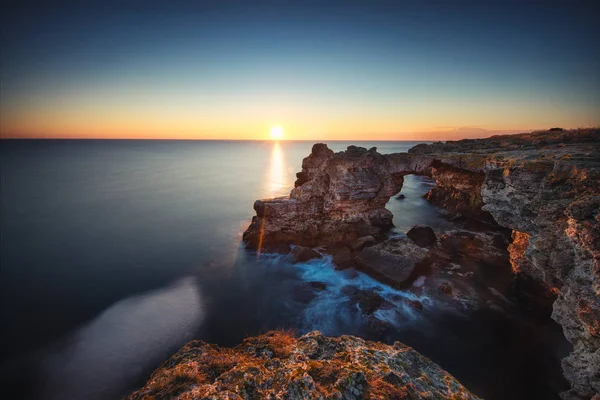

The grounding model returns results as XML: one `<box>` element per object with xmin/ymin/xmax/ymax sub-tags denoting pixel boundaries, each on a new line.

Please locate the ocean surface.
<box><xmin>0</xmin><ymin>140</ymin><xmax>571</xmax><ymax>399</ymax></box>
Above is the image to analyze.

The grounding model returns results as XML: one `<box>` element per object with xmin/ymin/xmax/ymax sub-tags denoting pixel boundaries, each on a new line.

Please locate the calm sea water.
<box><xmin>1</xmin><ymin>140</ymin><xmax>570</xmax><ymax>399</ymax></box>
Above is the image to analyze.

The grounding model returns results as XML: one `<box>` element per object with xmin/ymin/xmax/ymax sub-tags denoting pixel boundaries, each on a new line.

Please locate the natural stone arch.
<box><xmin>243</xmin><ymin>129</ymin><xmax>600</xmax><ymax>399</ymax></box>
<box><xmin>243</xmin><ymin>143</ymin><xmax>493</xmax><ymax>252</ymax></box>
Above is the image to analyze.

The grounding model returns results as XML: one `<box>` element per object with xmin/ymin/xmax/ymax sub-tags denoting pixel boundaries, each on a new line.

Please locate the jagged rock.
<box><xmin>243</xmin><ymin>143</ymin><xmax>406</xmax><ymax>251</ymax></box>
<box><xmin>127</xmin><ymin>331</ymin><xmax>480</xmax><ymax>399</ymax></box>
<box><xmin>290</xmin><ymin>245</ymin><xmax>322</xmax><ymax>263</ymax></box>
<box><xmin>424</xmin><ymin>164</ymin><xmax>494</xmax><ymax>221</ymax></box>
<box><xmin>350</xmin><ymin>235</ymin><xmax>375</xmax><ymax>250</ymax></box>
<box><xmin>438</xmin><ymin>230</ymin><xmax>510</xmax><ymax>268</ymax></box>
<box><xmin>322</xmin><ymin>245</ymin><xmax>357</xmax><ymax>270</ymax></box>
<box><xmin>407</xmin><ymin>225</ymin><xmax>437</xmax><ymax>247</ymax></box>
<box><xmin>355</xmin><ymin>236</ymin><xmax>429</xmax><ymax>286</ymax></box>
<box><xmin>419</xmin><ymin>128</ymin><xmax>600</xmax><ymax>400</ymax></box>
<box><xmin>242</xmin><ymin>128</ymin><xmax>600</xmax><ymax>398</ymax></box>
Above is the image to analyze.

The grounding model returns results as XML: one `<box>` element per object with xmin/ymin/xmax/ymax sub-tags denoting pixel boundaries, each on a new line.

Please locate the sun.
<box><xmin>270</xmin><ymin>125</ymin><xmax>284</xmax><ymax>140</ymax></box>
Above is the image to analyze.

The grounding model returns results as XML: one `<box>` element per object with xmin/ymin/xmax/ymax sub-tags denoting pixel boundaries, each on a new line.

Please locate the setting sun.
<box><xmin>270</xmin><ymin>125</ymin><xmax>284</xmax><ymax>140</ymax></box>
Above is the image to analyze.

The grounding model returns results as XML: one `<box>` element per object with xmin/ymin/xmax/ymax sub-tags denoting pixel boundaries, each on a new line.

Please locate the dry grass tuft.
<box><xmin>307</xmin><ymin>359</ymin><xmax>347</xmax><ymax>385</ymax></box>
<box><xmin>144</xmin><ymin>364</ymin><xmax>207</xmax><ymax>399</ymax></box>
<box><xmin>262</xmin><ymin>328</ymin><xmax>297</xmax><ymax>359</ymax></box>
<box><xmin>367</xmin><ymin>376</ymin><xmax>410</xmax><ymax>399</ymax></box>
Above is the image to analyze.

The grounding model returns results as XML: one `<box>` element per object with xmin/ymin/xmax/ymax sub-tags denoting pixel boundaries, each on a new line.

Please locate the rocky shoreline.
<box><xmin>130</xmin><ymin>128</ymin><xmax>598</xmax><ymax>399</ymax></box>
<box><xmin>242</xmin><ymin>128</ymin><xmax>599</xmax><ymax>400</ymax></box>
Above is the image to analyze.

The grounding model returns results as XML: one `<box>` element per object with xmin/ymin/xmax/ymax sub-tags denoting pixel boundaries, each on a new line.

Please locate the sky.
<box><xmin>1</xmin><ymin>0</ymin><xmax>599</xmax><ymax>140</ymax></box>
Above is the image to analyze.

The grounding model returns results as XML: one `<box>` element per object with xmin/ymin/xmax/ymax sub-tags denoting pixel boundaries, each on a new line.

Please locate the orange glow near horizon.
<box><xmin>1</xmin><ymin>102</ymin><xmax>597</xmax><ymax>141</ymax></box>
<box><xmin>2</xmin><ymin>2</ymin><xmax>599</xmax><ymax>143</ymax></box>
<box><xmin>2</xmin><ymin>86</ymin><xmax>598</xmax><ymax>141</ymax></box>
<box><xmin>0</xmin><ymin>119</ymin><xmax>560</xmax><ymax>141</ymax></box>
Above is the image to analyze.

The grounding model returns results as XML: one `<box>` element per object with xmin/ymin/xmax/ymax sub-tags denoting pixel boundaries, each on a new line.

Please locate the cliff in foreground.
<box><xmin>128</xmin><ymin>330</ymin><xmax>479</xmax><ymax>400</ymax></box>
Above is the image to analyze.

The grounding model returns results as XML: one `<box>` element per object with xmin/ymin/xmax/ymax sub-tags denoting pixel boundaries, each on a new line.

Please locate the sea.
<box><xmin>0</xmin><ymin>140</ymin><xmax>571</xmax><ymax>399</ymax></box>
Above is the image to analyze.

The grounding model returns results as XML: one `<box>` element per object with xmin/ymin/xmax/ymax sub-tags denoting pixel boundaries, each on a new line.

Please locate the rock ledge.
<box><xmin>128</xmin><ymin>330</ymin><xmax>479</xmax><ymax>400</ymax></box>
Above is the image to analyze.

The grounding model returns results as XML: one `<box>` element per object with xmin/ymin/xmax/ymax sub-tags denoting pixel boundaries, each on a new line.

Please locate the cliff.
<box><xmin>127</xmin><ymin>330</ymin><xmax>479</xmax><ymax>399</ymax></box>
<box><xmin>243</xmin><ymin>128</ymin><xmax>600</xmax><ymax>399</ymax></box>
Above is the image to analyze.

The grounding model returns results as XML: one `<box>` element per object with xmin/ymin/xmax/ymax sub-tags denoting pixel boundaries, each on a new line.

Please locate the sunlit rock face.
<box><xmin>243</xmin><ymin>128</ymin><xmax>600</xmax><ymax>399</ymax></box>
<box><xmin>127</xmin><ymin>330</ymin><xmax>480</xmax><ymax>400</ymax></box>
<box><xmin>424</xmin><ymin>165</ymin><xmax>493</xmax><ymax>222</ymax></box>
<box><xmin>416</xmin><ymin>128</ymin><xmax>600</xmax><ymax>400</ymax></box>
<box><xmin>243</xmin><ymin>144</ymin><xmax>409</xmax><ymax>252</ymax></box>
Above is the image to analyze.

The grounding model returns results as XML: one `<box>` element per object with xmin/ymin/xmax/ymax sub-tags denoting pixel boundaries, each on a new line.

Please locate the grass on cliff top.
<box><xmin>129</xmin><ymin>330</ymin><xmax>476</xmax><ymax>400</ymax></box>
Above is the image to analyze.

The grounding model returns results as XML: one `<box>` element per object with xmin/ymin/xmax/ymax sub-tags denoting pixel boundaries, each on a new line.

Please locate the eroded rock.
<box><xmin>290</xmin><ymin>245</ymin><xmax>322</xmax><ymax>263</ymax></box>
<box><xmin>407</xmin><ymin>225</ymin><xmax>437</xmax><ymax>247</ymax></box>
<box><xmin>242</xmin><ymin>128</ymin><xmax>600</xmax><ymax>398</ymax></box>
<box><xmin>355</xmin><ymin>236</ymin><xmax>429</xmax><ymax>286</ymax></box>
<box><xmin>127</xmin><ymin>331</ymin><xmax>480</xmax><ymax>400</ymax></box>
<box><xmin>243</xmin><ymin>143</ymin><xmax>404</xmax><ymax>251</ymax></box>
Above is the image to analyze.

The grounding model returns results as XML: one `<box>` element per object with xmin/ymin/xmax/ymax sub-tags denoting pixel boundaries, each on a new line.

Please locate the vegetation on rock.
<box><xmin>128</xmin><ymin>330</ymin><xmax>479</xmax><ymax>400</ymax></box>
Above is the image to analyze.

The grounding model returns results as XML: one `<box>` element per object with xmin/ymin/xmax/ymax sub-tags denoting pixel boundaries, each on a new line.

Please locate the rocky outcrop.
<box><xmin>424</xmin><ymin>164</ymin><xmax>493</xmax><ymax>222</ymax></box>
<box><xmin>409</xmin><ymin>128</ymin><xmax>600</xmax><ymax>399</ymax></box>
<box><xmin>128</xmin><ymin>330</ymin><xmax>479</xmax><ymax>400</ymax></box>
<box><xmin>243</xmin><ymin>128</ymin><xmax>599</xmax><ymax>399</ymax></box>
<box><xmin>243</xmin><ymin>144</ymin><xmax>410</xmax><ymax>252</ymax></box>
<box><xmin>406</xmin><ymin>225</ymin><xmax>437</xmax><ymax>247</ymax></box>
<box><xmin>355</xmin><ymin>237</ymin><xmax>429</xmax><ymax>286</ymax></box>
<box><xmin>290</xmin><ymin>245</ymin><xmax>322</xmax><ymax>263</ymax></box>
<box><xmin>438</xmin><ymin>230</ymin><xmax>510</xmax><ymax>269</ymax></box>
<box><xmin>479</xmin><ymin>150</ymin><xmax>600</xmax><ymax>399</ymax></box>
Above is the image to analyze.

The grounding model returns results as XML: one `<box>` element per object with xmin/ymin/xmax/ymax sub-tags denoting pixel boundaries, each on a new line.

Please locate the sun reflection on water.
<box><xmin>264</xmin><ymin>141</ymin><xmax>288</xmax><ymax>198</ymax></box>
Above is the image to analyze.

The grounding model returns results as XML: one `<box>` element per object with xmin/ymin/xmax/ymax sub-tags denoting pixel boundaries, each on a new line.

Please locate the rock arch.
<box><xmin>243</xmin><ymin>129</ymin><xmax>600</xmax><ymax>400</ymax></box>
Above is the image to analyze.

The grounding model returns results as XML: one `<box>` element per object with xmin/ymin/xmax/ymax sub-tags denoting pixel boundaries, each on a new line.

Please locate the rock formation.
<box><xmin>406</xmin><ymin>225</ymin><xmax>437</xmax><ymax>247</ymax></box>
<box><xmin>243</xmin><ymin>128</ymin><xmax>600</xmax><ymax>399</ymax></box>
<box><xmin>243</xmin><ymin>144</ymin><xmax>404</xmax><ymax>252</ymax></box>
<box><xmin>128</xmin><ymin>330</ymin><xmax>479</xmax><ymax>400</ymax></box>
<box><xmin>355</xmin><ymin>236</ymin><xmax>429</xmax><ymax>286</ymax></box>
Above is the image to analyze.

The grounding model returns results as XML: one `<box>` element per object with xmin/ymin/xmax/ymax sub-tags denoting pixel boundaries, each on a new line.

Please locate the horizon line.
<box><xmin>2</xmin><ymin>126</ymin><xmax>596</xmax><ymax>142</ymax></box>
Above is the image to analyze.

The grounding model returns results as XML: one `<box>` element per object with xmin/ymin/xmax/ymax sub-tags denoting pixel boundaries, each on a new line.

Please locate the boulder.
<box><xmin>290</xmin><ymin>245</ymin><xmax>322</xmax><ymax>263</ymax></box>
<box><xmin>355</xmin><ymin>237</ymin><xmax>429</xmax><ymax>286</ymax></box>
<box><xmin>322</xmin><ymin>245</ymin><xmax>357</xmax><ymax>270</ymax></box>
<box><xmin>350</xmin><ymin>235</ymin><xmax>375</xmax><ymax>251</ymax></box>
<box><xmin>407</xmin><ymin>225</ymin><xmax>437</xmax><ymax>247</ymax></box>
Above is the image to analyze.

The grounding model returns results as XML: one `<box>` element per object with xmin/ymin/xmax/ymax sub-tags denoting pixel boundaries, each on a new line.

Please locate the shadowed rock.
<box><xmin>407</xmin><ymin>225</ymin><xmax>437</xmax><ymax>247</ymax></box>
<box><xmin>350</xmin><ymin>235</ymin><xmax>375</xmax><ymax>250</ymax></box>
<box><xmin>355</xmin><ymin>236</ymin><xmax>429</xmax><ymax>286</ymax></box>
<box><xmin>290</xmin><ymin>245</ymin><xmax>321</xmax><ymax>263</ymax></box>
